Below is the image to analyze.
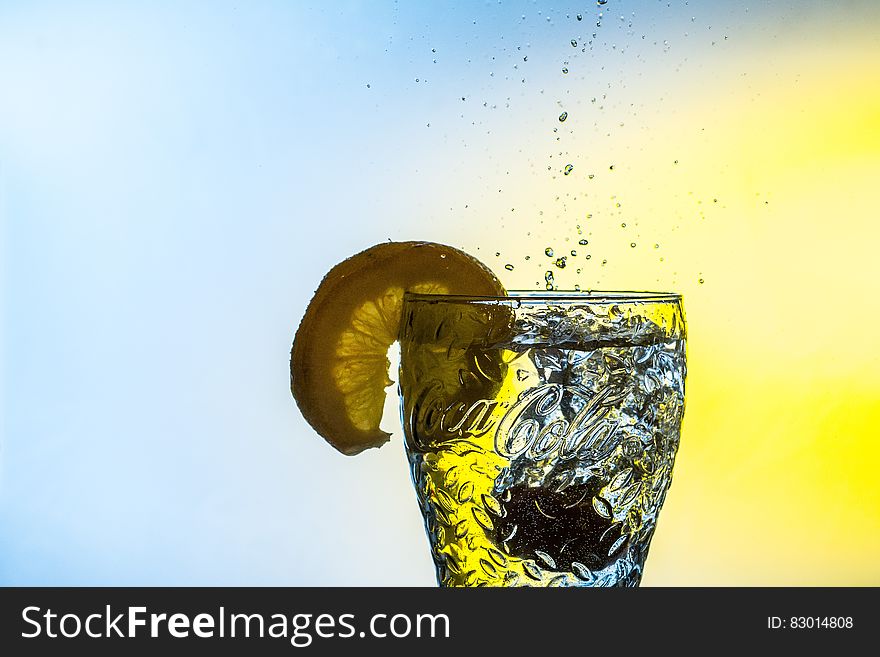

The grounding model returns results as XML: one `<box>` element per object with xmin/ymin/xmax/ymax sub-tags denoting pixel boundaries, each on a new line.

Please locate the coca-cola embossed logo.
<box><xmin>406</xmin><ymin>381</ymin><xmax>509</xmax><ymax>451</ymax></box>
<box><xmin>494</xmin><ymin>383</ymin><xmax>629</xmax><ymax>462</ymax></box>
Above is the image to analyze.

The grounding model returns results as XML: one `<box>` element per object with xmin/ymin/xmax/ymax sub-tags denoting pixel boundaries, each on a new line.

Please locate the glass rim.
<box><xmin>403</xmin><ymin>289</ymin><xmax>683</xmax><ymax>303</ymax></box>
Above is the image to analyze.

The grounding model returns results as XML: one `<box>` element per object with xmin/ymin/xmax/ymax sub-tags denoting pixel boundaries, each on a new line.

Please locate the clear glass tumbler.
<box><xmin>399</xmin><ymin>291</ymin><xmax>686</xmax><ymax>587</ymax></box>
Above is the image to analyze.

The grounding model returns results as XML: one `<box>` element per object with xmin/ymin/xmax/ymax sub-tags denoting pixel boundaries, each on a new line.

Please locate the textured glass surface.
<box><xmin>400</xmin><ymin>293</ymin><xmax>686</xmax><ymax>587</ymax></box>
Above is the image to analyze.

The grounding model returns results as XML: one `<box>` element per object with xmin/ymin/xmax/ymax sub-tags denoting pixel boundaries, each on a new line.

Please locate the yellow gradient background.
<box><xmin>466</xmin><ymin>34</ymin><xmax>880</xmax><ymax>584</ymax></box>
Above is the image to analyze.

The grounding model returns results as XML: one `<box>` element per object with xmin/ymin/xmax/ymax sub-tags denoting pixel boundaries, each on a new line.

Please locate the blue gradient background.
<box><xmin>2</xmin><ymin>1</ymin><xmax>879</xmax><ymax>585</ymax></box>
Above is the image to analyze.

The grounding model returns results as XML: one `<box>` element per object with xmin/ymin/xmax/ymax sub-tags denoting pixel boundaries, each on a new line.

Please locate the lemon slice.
<box><xmin>290</xmin><ymin>241</ymin><xmax>506</xmax><ymax>455</ymax></box>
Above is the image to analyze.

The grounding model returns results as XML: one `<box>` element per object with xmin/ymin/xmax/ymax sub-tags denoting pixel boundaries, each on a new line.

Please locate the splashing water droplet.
<box><xmin>563</xmin><ymin>164</ymin><xmax>574</xmax><ymax>175</ymax></box>
<box><xmin>545</xmin><ymin>247</ymin><xmax>554</xmax><ymax>257</ymax></box>
<box><xmin>555</xmin><ymin>257</ymin><xmax>567</xmax><ymax>269</ymax></box>
<box><xmin>558</xmin><ymin>111</ymin><xmax>568</xmax><ymax>122</ymax></box>
<box><xmin>544</xmin><ymin>271</ymin><xmax>555</xmax><ymax>290</ymax></box>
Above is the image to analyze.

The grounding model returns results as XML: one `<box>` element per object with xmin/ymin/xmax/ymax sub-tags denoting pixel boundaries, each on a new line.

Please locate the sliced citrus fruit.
<box><xmin>290</xmin><ymin>241</ymin><xmax>506</xmax><ymax>455</ymax></box>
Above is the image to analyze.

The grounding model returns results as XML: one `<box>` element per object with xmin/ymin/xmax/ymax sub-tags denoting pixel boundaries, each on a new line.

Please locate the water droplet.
<box><xmin>621</xmin><ymin>222</ymin><xmax>627</xmax><ymax>228</ymax></box>
<box><xmin>544</xmin><ymin>271</ymin><xmax>555</xmax><ymax>290</ymax></box>
<box><xmin>558</xmin><ymin>111</ymin><xmax>568</xmax><ymax>122</ymax></box>
<box><xmin>570</xmin><ymin>250</ymin><xmax>577</xmax><ymax>256</ymax></box>
<box><xmin>366</xmin><ymin>83</ymin><xmax>371</xmax><ymax>88</ymax></box>
<box><xmin>495</xmin><ymin>252</ymin><xmax>501</xmax><ymax>257</ymax></box>
<box><xmin>525</xmin><ymin>255</ymin><xmax>531</xmax><ymax>261</ymax></box>
<box><xmin>561</xmin><ymin>67</ymin><xmax>569</xmax><ymax>74</ymax></box>
<box><xmin>571</xmin><ymin>39</ymin><xmax>578</xmax><ymax>47</ymax></box>
<box><xmin>563</xmin><ymin>164</ymin><xmax>574</xmax><ymax>175</ymax></box>
<box><xmin>592</xmin><ymin>496</ymin><xmax>612</xmax><ymax>518</ymax></box>
<box><xmin>555</xmin><ymin>257</ymin><xmax>567</xmax><ymax>268</ymax></box>
<box><xmin>535</xmin><ymin>550</ymin><xmax>557</xmax><ymax>569</ymax></box>
<box><xmin>545</xmin><ymin>247</ymin><xmax>554</xmax><ymax>257</ymax></box>
<box><xmin>472</xmin><ymin>506</ymin><xmax>494</xmax><ymax>532</ymax></box>
<box><xmin>572</xmin><ymin>562</ymin><xmax>594</xmax><ymax>581</ymax></box>
<box><xmin>699</xmin><ymin>277</ymin><xmax>705</xmax><ymax>284</ymax></box>
<box><xmin>522</xmin><ymin>560</ymin><xmax>544</xmax><ymax>581</ymax></box>
<box><xmin>630</xmin><ymin>242</ymin><xmax>636</xmax><ymax>248</ymax></box>
<box><xmin>516</xmin><ymin>369</ymin><xmax>530</xmax><ymax>381</ymax></box>
<box><xmin>574</xmin><ymin>283</ymin><xmax>582</xmax><ymax>292</ymax></box>
<box><xmin>578</xmin><ymin>239</ymin><xmax>588</xmax><ymax>245</ymax></box>
<box><xmin>654</xmin><ymin>243</ymin><xmax>660</xmax><ymax>249</ymax></box>
<box><xmin>598</xmin><ymin>0</ymin><xmax>608</xmax><ymax>5</ymax></box>
<box><xmin>585</xmin><ymin>255</ymin><xmax>591</xmax><ymax>260</ymax></box>
<box><xmin>577</xmin><ymin>14</ymin><xmax>583</xmax><ymax>21</ymax></box>
<box><xmin>588</xmin><ymin>173</ymin><xmax>595</xmax><ymax>180</ymax></box>
<box><xmin>505</xmin><ymin>263</ymin><xmax>514</xmax><ymax>271</ymax></box>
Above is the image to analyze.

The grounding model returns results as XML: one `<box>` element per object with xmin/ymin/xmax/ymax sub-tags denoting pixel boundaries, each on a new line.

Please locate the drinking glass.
<box><xmin>399</xmin><ymin>291</ymin><xmax>686</xmax><ymax>587</ymax></box>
